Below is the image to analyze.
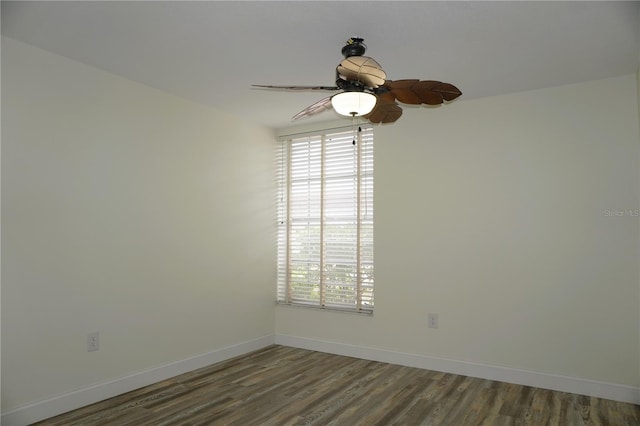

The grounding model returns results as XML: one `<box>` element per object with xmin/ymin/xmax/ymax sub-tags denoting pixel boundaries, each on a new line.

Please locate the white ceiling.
<box><xmin>2</xmin><ymin>1</ymin><xmax>639</xmax><ymax>130</ymax></box>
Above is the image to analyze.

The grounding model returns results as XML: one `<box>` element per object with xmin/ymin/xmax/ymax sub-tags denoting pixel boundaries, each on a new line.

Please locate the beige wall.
<box><xmin>276</xmin><ymin>74</ymin><xmax>640</xmax><ymax>388</ymax></box>
<box><xmin>637</xmin><ymin>66</ymin><xmax>640</xmax><ymax>394</ymax></box>
<box><xmin>1</xmin><ymin>37</ymin><xmax>276</xmax><ymax>411</ymax></box>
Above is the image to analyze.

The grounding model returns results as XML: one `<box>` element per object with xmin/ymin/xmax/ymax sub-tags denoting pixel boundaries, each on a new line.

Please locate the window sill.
<box><xmin>275</xmin><ymin>301</ymin><xmax>373</xmax><ymax>316</ymax></box>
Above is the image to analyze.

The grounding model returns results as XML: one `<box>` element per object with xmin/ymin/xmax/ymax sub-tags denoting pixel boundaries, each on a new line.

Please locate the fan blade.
<box><xmin>337</xmin><ymin>56</ymin><xmax>386</xmax><ymax>88</ymax></box>
<box><xmin>384</xmin><ymin>79</ymin><xmax>419</xmax><ymax>89</ymax></box>
<box><xmin>291</xmin><ymin>96</ymin><xmax>334</xmax><ymax>121</ymax></box>
<box><xmin>433</xmin><ymin>82</ymin><xmax>463</xmax><ymax>101</ymax></box>
<box><xmin>364</xmin><ymin>93</ymin><xmax>403</xmax><ymax>124</ymax></box>
<box><xmin>384</xmin><ymin>80</ymin><xmax>462</xmax><ymax>105</ymax></box>
<box><xmin>252</xmin><ymin>84</ymin><xmax>339</xmax><ymax>91</ymax></box>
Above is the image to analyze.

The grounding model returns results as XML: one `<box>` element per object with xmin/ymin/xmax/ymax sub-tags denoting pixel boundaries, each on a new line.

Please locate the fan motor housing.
<box><xmin>336</xmin><ymin>79</ymin><xmax>364</xmax><ymax>92</ymax></box>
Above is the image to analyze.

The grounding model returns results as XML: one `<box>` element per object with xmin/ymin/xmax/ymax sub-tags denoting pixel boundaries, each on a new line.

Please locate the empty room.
<box><xmin>2</xmin><ymin>1</ymin><xmax>639</xmax><ymax>425</ymax></box>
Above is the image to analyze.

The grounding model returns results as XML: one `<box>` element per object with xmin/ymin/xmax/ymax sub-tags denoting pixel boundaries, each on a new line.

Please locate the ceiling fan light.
<box><xmin>331</xmin><ymin>92</ymin><xmax>377</xmax><ymax>117</ymax></box>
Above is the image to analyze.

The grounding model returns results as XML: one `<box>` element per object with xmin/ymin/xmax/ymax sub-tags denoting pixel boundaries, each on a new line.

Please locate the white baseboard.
<box><xmin>1</xmin><ymin>335</ymin><xmax>275</xmax><ymax>426</ymax></box>
<box><xmin>275</xmin><ymin>334</ymin><xmax>640</xmax><ymax>405</ymax></box>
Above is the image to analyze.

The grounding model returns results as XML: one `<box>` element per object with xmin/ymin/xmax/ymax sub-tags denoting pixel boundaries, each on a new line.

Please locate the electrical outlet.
<box><xmin>428</xmin><ymin>313</ymin><xmax>439</xmax><ymax>329</ymax></box>
<box><xmin>87</xmin><ymin>332</ymin><xmax>100</xmax><ymax>352</ymax></box>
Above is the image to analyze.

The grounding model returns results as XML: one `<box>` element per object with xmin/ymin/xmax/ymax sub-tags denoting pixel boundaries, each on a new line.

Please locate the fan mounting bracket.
<box><xmin>341</xmin><ymin>37</ymin><xmax>366</xmax><ymax>58</ymax></box>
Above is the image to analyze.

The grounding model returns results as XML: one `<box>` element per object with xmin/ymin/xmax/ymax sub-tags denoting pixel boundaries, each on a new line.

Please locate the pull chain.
<box><xmin>351</xmin><ymin>113</ymin><xmax>357</xmax><ymax>145</ymax></box>
<box><xmin>351</xmin><ymin>115</ymin><xmax>362</xmax><ymax>145</ymax></box>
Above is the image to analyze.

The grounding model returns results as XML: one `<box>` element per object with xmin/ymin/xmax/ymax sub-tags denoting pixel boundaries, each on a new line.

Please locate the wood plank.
<box><xmin>33</xmin><ymin>345</ymin><xmax>640</xmax><ymax>426</ymax></box>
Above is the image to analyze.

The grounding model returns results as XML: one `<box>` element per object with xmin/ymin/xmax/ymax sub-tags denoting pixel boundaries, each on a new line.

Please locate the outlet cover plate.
<box><xmin>87</xmin><ymin>332</ymin><xmax>100</xmax><ymax>352</ymax></box>
<box><xmin>428</xmin><ymin>313</ymin><xmax>439</xmax><ymax>329</ymax></box>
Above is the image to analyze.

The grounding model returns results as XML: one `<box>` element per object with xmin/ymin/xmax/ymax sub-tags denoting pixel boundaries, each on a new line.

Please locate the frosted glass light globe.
<box><xmin>331</xmin><ymin>92</ymin><xmax>377</xmax><ymax>117</ymax></box>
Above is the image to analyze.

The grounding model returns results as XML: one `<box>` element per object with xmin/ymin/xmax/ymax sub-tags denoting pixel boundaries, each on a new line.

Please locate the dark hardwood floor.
<box><xmin>33</xmin><ymin>345</ymin><xmax>640</xmax><ymax>425</ymax></box>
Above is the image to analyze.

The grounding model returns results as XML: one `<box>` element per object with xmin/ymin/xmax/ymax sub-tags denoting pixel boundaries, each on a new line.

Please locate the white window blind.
<box><xmin>277</xmin><ymin>126</ymin><xmax>373</xmax><ymax>313</ymax></box>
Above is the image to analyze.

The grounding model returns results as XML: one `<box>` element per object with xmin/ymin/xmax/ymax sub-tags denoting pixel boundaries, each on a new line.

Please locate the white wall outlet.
<box><xmin>428</xmin><ymin>313</ymin><xmax>439</xmax><ymax>329</ymax></box>
<box><xmin>87</xmin><ymin>332</ymin><xmax>100</xmax><ymax>352</ymax></box>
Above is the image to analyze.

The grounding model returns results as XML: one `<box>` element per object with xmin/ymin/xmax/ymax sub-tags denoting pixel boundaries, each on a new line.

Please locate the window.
<box><xmin>277</xmin><ymin>126</ymin><xmax>373</xmax><ymax>313</ymax></box>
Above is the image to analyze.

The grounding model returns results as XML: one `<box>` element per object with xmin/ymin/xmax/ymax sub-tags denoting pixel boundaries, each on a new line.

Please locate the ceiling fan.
<box><xmin>253</xmin><ymin>37</ymin><xmax>462</xmax><ymax>124</ymax></box>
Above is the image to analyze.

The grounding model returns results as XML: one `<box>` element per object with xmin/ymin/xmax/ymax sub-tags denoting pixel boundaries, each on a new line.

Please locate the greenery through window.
<box><xmin>277</xmin><ymin>126</ymin><xmax>373</xmax><ymax>313</ymax></box>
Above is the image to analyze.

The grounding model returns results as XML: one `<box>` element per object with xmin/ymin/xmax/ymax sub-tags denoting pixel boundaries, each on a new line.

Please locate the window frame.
<box><xmin>276</xmin><ymin>126</ymin><xmax>374</xmax><ymax>314</ymax></box>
